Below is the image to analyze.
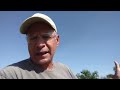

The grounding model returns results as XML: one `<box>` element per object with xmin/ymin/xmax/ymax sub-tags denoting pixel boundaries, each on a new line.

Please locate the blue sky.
<box><xmin>0</xmin><ymin>11</ymin><xmax>120</xmax><ymax>77</ymax></box>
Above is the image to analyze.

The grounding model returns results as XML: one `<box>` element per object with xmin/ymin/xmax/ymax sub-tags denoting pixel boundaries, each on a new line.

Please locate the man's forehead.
<box><xmin>27</xmin><ymin>31</ymin><xmax>55</xmax><ymax>36</ymax></box>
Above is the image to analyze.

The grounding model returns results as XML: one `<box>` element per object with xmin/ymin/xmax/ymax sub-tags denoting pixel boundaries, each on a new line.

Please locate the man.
<box><xmin>0</xmin><ymin>13</ymin><xmax>120</xmax><ymax>79</ymax></box>
<box><xmin>0</xmin><ymin>13</ymin><xmax>77</xmax><ymax>79</ymax></box>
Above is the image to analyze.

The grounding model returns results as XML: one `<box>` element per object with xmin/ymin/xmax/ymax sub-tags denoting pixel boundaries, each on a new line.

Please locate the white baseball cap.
<box><xmin>20</xmin><ymin>13</ymin><xmax>57</xmax><ymax>34</ymax></box>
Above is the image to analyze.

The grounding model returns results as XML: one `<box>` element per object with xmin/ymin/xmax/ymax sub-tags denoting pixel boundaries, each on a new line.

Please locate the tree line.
<box><xmin>76</xmin><ymin>66</ymin><xmax>116</xmax><ymax>79</ymax></box>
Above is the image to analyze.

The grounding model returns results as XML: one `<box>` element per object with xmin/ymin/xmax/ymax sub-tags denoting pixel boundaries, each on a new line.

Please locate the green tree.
<box><xmin>106</xmin><ymin>74</ymin><xmax>113</xmax><ymax>79</ymax></box>
<box><xmin>76</xmin><ymin>70</ymin><xmax>99</xmax><ymax>79</ymax></box>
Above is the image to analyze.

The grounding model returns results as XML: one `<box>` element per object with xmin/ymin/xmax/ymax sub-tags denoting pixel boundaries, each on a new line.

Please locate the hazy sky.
<box><xmin>0</xmin><ymin>11</ymin><xmax>120</xmax><ymax>77</ymax></box>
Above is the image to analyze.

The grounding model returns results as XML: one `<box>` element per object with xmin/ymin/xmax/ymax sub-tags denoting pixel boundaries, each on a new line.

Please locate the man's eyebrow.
<box><xmin>42</xmin><ymin>31</ymin><xmax>57</xmax><ymax>36</ymax></box>
<box><xmin>42</xmin><ymin>32</ymin><xmax>53</xmax><ymax>35</ymax></box>
<box><xmin>27</xmin><ymin>31</ymin><xmax>56</xmax><ymax>37</ymax></box>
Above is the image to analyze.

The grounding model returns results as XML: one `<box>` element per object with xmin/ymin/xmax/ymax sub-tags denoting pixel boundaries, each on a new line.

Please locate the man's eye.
<box><xmin>30</xmin><ymin>36</ymin><xmax>38</xmax><ymax>40</ymax></box>
<box><xmin>42</xmin><ymin>35</ymin><xmax>51</xmax><ymax>40</ymax></box>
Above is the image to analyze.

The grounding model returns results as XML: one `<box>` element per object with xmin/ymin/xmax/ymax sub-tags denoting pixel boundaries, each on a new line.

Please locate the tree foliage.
<box><xmin>76</xmin><ymin>69</ymin><xmax>99</xmax><ymax>79</ymax></box>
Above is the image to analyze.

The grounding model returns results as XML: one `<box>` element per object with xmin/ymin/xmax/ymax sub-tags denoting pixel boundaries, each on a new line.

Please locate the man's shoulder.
<box><xmin>10</xmin><ymin>59</ymin><xmax>30</xmax><ymax>66</ymax></box>
<box><xmin>0</xmin><ymin>59</ymin><xmax>30</xmax><ymax>79</ymax></box>
<box><xmin>54</xmin><ymin>62</ymin><xmax>77</xmax><ymax>79</ymax></box>
<box><xmin>1</xmin><ymin>59</ymin><xmax>30</xmax><ymax>71</ymax></box>
<box><xmin>54</xmin><ymin>62</ymin><xmax>70</xmax><ymax>70</ymax></box>
<box><xmin>54</xmin><ymin>62</ymin><xmax>66</xmax><ymax>67</ymax></box>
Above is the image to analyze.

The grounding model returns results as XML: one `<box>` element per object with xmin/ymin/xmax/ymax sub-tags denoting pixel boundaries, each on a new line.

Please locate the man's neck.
<box><xmin>29</xmin><ymin>58</ymin><xmax>54</xmax><ymax>71</ymax></box>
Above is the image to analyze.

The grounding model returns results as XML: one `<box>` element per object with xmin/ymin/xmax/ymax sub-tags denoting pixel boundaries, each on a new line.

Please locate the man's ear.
<box><xmin>56</xmin><ymin>35</ymin><xmax>60</xmax><ymax>46</ymax></box>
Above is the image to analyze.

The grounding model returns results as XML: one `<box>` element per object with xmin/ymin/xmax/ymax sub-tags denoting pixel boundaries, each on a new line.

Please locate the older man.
<box><xmin>0</xmin><ymin>13</ymin><xmax>120</xmax><ymax>79</ymax></box>
<box><xmin>0</xmin><ymin>13</ymin><xmax>77</xmax><ymax>79</ymax></box>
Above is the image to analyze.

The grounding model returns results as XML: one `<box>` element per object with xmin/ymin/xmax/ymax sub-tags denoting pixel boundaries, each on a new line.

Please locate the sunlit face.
<box><xmin>26</xmin><ymin>22</ymin><xmax>59</xmax><ymax>66</ymax></box>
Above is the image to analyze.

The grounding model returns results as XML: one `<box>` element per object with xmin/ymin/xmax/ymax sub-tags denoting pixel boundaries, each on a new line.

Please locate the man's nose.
<box><xmin>36</xmin><ymin>39</ymin><xmax>45</xmax><ymax>49</ymax></box>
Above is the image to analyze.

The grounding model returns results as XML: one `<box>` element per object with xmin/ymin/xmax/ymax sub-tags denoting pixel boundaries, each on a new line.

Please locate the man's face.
<box><xmin>26</xmin><ymin>22</ymin><xmax>59</xmax><ymax>66</ymax></box>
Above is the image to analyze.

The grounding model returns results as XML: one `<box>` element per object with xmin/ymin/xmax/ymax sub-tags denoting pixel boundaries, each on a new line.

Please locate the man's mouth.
<box><xmin>36</xmin><ymin>51</ymin><xmax>49</xmax><ymax>56</ymax></box>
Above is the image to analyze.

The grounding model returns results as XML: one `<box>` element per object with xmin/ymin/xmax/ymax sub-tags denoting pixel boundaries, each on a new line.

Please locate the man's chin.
<box><xmin>35</xmin><ymin>58</ymin><xmax>50</xmax><ymax>65</ymax></box>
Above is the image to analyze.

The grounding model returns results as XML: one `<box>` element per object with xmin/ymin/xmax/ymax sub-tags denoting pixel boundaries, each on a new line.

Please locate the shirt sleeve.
<box><xmin>61</xmin><ymin>63</ymin><xmax>78</xmax><ymax>79</ymax></box>
<box><xmin>66</xmin><ymin>66</ymin><xmax>78</xmax><ymax>79</ymax></box>
<box><xmin>0</xmin><ymin>70</ymin><xmax>8</xmax><ymax>79</ymax></box>
<box><xmin>0</xmin><ymin>67</ymin><xmax>17</xmax><ymax>79</ymax></box>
